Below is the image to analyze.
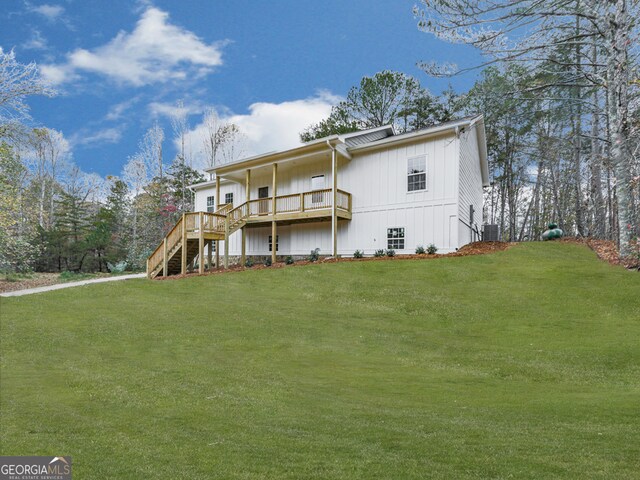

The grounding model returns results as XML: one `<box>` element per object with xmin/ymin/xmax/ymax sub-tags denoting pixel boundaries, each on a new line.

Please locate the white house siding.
<box><xmin>193</xmin><ymin>130</ymin><xmax>470</xmax><ymax>257</ymax></box>
<box><xmin>339</xmin><ymin>133</ymin><xmax>460</xmax><ymax>254</ymax></box>
<box><xmin>457</xmin><ymin>125</ymin><xmax>484</xmax><ymax>247</ymax></box>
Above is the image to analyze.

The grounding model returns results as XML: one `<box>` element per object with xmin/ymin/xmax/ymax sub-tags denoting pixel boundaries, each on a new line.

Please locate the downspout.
<box><xmin>326</xmin><ymin>140</ymin><xmax>337</xmax><ymax>257</ymax></box>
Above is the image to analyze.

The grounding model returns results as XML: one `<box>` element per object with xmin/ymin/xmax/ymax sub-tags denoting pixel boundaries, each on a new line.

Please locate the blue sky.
<box><xmin>2</xmin><ymin>0</ymin><xmax>482</xmax><ymax>178</ymax></box>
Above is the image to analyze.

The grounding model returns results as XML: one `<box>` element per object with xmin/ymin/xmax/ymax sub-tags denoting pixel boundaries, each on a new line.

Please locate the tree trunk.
<box><xmin>606</xmin><ymin>0</ymin><xmax>633</xmax><ymax>257</ymax></box>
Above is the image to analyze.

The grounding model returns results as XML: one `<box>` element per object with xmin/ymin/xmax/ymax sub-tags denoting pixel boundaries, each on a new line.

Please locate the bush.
<box><xmin>386</xmin><ymin>249</ymin><xmax>396</xmax><ymax>257</ymax></box>
<box><xmin>263</xmin><ymin>257</ymin><xmax>272</xmax><ymax>267</ymax></box>
<box><xmin>107</xmin><ymin>261</ymin><xmax>128</xmax><ymax>273</ymax></box>
<box><xmin>427</xmin><ymin>244</ymin><xmax>438</xmax><ymax>255</ymax></box>
<box><xmin>353</xmin><ymin>250</ymin><xmax>364</xmax><ymax>258</ymax></box>
<box><xmin>374</xmin><ymin>249</ymin><xmax>385</xmax><ymax>257</ymax></box>
<box><xmin>309</xmin><ymin>248</ymin><xmax>320</xmax><ymax>262</ymax></box>
<box><xmin>415</xmin><ymin>245</ymin><xmax>426</xmax><ymax>255</ymax></box>
<box><xmin>285</xmin><ymin>256</ymin><xmax>295</xmax><ymax>265</ymax></box>
<box><xmin>245</xmin><ymin>258</ymin><xmax>254</xmax><ymax>268</ymax></box>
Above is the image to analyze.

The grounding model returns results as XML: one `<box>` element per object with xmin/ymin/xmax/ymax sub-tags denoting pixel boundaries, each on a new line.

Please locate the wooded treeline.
<box><xmin>2</xmin><ymin>0</ymin><xmax>639</xmax><ymax>274</ymax></box>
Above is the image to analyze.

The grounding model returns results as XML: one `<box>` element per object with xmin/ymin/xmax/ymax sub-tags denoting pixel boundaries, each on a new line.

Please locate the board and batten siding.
<box><xmin>193</xmin><ymin>129</ymin><xmax>470</xmax><ymax>257</ymax></box>
<box><xmin>340</xmin><ymin>132</ymin><xmax>460</xmax><ymax>253</ymax></box>
<box><xmin>457</xmin><ymin>125</ymin><xmax>484</xmax><ymax>246</ymax></box>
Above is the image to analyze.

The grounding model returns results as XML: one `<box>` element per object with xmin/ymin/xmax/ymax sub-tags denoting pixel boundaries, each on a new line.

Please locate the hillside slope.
<box><xmin>1</xmin><ymin>243</ymin><xmax>639</xmax><ymax>479</ymax></box>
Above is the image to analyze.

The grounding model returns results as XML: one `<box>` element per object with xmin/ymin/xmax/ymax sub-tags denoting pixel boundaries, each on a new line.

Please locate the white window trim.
<box><xmin>407</xmin><ymin>154</ymin><xmax>427</xmax><ymax>193</ymax></box>
<box><xmin>387</xmin><ymin>227</ymin><xmax>406</xmax><ymax>250</ymax></box>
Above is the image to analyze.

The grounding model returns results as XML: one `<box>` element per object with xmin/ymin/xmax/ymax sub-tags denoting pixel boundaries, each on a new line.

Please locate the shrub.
<box><xmin>263</xmin><ymin>257</ymin><xmax>272</xmax><ymax>267</ymax></box>
<box><xmin>386</xmin><ymin>249</ymin><xmax>396</xmax><ymax>257</ymax></box>
<box><xmin>107</xmin><ymin>261</ymin><xmax>128</xmax><ymax>273</ymax></box>
<box><xmin>245</xmin><ymin>258</ymin><xmax>254</xmax><ymax>268</ymax></box>
<box><xmin>285</xmin><ymin>256</ymin><xmax>295</xmax><ymax>265</ymax></box>
<box><xmin>427</xmin><ymin>244</ymin><xmax>438</xmax><ymax>255</ymax></box>
<box><xmin>309</xmin><ymin>248</ymin><xmax>320</xmax><ymax>262</ymax></box>
<box><xmin>353</xmin><ymin>250</ymin><xmax>364</xmax><ymax>259</ymax></box>
<box><xmin>415</xmin><ymin>245</ymin><xmax>426</xmax><ymax>255</ymax></box>
<box><xmin>374</xmin><ymin>249</ymin><xmax>385</xmax><ymax>257</ymax></box>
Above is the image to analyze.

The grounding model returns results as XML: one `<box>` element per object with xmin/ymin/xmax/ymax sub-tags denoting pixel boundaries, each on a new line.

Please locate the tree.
<box><xmin>300</xmin><ymin>71</ymin><xmax>460</xmax><ymax>142</ymax></box>
<box><xmin>415</xmin><ymin>0</ymin><xmax>640</xmax><ymax>256</ymax></box>
<box><xmin>201</xmin><ymin>108</ymin><xmax>244</xmax><ymax>168</ymax></box>
<box><xmin>0</xmin><ymin>48</ymin><xmax>54</xmax><ymax>123</ymax></box>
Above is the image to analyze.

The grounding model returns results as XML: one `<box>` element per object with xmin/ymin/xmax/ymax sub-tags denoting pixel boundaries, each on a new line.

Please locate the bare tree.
<box><xmin>0</xmin><ymin>48</ymin><xmax>54</xmax><ymax>123</ymax></box>
<box><xmin>137</xmin><ymin>123</ymin><xmax>164</xmax><ymax>180</ymax></box>
<box><xmin>201</xmin><ymin>108</ymin><xmax>244</xmax><ymax>168</ymax></box>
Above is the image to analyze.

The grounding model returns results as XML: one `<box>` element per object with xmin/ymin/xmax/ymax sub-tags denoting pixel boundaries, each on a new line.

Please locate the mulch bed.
<box><xmin>0</xmin><ymin>273</ymin><xmax>62</xmax><ymax>294</ymax></box>
<box><xmin>559</xmin><ymin>237</ymin><xmax>640</xmax><ymax>270</ymax></box>
<box><xmin>154</xmin><ymin>241</ymin><xmax>512</xmax><ymax>281</ymax></box>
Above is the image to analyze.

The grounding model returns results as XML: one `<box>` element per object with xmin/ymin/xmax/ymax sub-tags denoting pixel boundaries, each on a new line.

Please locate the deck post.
<box><xmin>241</xmin><ymin>226</ymin><xmax>246</xmax><ymax>267</ymax></box>
<box><xmin>300</xmin><ymin>192</ymin><xmax>305</xmax><ymax>212</ymax></box>
<box><xmin>198</xmin><ymin>212</ymin><xmax>204</xmax><ymax>274</ymax></box>
<box><xmin>331</xmin><ymin>148</ymin><xmax>338</xmax><ymax>257</ymax></box>
<box><xmin>163</xmin><ymin>237</ymin><xmax>168</xmax><ymax>277</ymax></box>
<box><xmin>224</xmin><ymin>215</ymin><xmax>230</xmax><ymax>269</ymax></box>
<box><xmin>272</xmin><ymin>163</ymin><xmax>278</xmax><ymax>264</ymax></box>
<box><xmin>181</xmin><ymin>213</ymin><xmax>187</xmax><ymax>275</ymax></box>
<box><xmin>207</xmin><ymin>240</ymin><xmax>212</xmax><ymax>271</ymax></box>
<box><xmin>215</xmin><ymin>175</ymin><xmax>221</xmax><ymax>269</ymax></box>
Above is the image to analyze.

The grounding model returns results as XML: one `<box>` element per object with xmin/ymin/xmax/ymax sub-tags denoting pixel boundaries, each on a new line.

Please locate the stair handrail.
<box><xmin>147</xmin><ymin>215</ymin><xmax>184</xmax><ymax>274</ymax></box>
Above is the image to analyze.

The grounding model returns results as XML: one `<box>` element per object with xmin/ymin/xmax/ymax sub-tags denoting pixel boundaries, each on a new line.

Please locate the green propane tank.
<box><xmin>542</xmin><ymin>223</ymin><xmax>563</xmax><ymax>241</ymax></box>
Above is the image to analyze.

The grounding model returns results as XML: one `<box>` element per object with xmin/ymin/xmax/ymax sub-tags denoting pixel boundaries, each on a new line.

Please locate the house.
<box><xmin>146</xmin><ymin>115</ymin><xmax>489</xmax><ymax>278</ymax></box>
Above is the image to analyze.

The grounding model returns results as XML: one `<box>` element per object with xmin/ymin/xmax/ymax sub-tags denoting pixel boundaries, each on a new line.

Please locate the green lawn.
<box><xmin>1</xmin><ymin>243</ymin><xmax>639</xmax><ymax>479</ymax></box>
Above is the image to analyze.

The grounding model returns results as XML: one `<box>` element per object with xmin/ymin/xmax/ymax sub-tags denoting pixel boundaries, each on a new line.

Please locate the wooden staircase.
<box><xmin>146</xmin><ymin>203</ymin><xmax>248</xmax><ymax>279</ymax></box>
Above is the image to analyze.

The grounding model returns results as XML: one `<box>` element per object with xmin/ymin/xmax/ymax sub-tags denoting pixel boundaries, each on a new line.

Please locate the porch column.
<box><xmin>215</xmin><ymin>175</ymin><xmax>220</xmax><ymax>268</ymax></box>
<box><xmin>181</xmin><ymin>213</ymin><xmax>187</xmax><ymax>275</ymax></box>
<box><xmin>198</xmin><ymin>212</ymin><xmax>204</xmax><ymax>274</ymax></box>
<box><xmin>331</xmin><ymin>148</ymin><xmax>338</xmax><ymax>257</ymax></box>
<box><xmin>246</xmin><ymin>169</ymin><xmax>251</xmax><ymax>204</ymax></box>
<box><xmin>244</xmin><ymin>169</ymin><xmax>250</xmax><ymax>268</ymax></box>
<box><xmin>272</xmin><ymin>163</ymin><xmax>278</xmax><ymax>264</ymax></box>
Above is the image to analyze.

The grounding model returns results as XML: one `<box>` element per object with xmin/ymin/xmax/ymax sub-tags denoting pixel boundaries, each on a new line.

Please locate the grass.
<box><xmin>1</xmin><ymin>242</ymin><xmax>639</xmax><ymax>479</ymax></box>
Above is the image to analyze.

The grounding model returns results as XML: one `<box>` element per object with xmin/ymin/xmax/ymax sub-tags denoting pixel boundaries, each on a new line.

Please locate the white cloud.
<box><xmin>27</xmin><ymin>3</ymin><xmax>65</xmax><ymax>21</ymax></box>
<box><xmin>22</xmin><ymin>29</ymin><xmax>48</xmax><ymax>50</ymax></box>
<box><xmin>41</xmin><ymin>6</ymin><xmax>226</xmax><ymax>86</ymax></box>
<box><xmin>70</xmin><ymin>127</ymin><xmax>124</xmax><ymax>147</ymax></box>
<box><xmin>105</xmin><ymin>97</ymin><xmax>141</xmax><ymax>121</ymax></box>
<box><xmin>183</xmin><ymin>92</ymin><xmax>338</xmax><ymax>170</ymax></box>
<box><xmin>148</xmin><ymin>100</ymin><xmax>202</xmax><ymax>119</ymax></box>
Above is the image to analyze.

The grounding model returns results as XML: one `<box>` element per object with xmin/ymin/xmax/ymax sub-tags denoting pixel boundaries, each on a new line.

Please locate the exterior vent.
<box><xmin>482</xmin><ymin>224</ymin><xmax>500</xmax><ymax>242</ymax></box>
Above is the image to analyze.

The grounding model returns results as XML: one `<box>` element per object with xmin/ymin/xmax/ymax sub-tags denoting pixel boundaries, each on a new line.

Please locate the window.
<box><xmin>387</xmin><ymin>228</ymin><xmax>405</xmax><ymax>250</ymax></box>
<box><xmin>407</xmin><ymin>155</ymin><xmax>426</xmax><ymax>192</ymax></box>
<box><xmin>268</xmin><ymin>235</ymin><xmax>279</xmax><ymax>252</ymax></box>
<box><xmin>311</xmin><ymin>175</ymin><xmax>325</xmax><ymax>203</ymax></box>
<box><xmin>225</xmin><ymin>192</ymin><xmax>234</xmax><ymax>205</ymax></box>
<box><xmin>207</xmin><ymin>196</ymin><xmax>215</xmax><ymax>213</ymax></box>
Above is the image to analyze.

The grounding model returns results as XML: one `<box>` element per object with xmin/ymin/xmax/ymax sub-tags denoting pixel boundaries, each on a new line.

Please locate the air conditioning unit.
<box><xmin>482</xmin><ymin>224</ymin><xmax>500</xmax><ymax>242</ymax></box>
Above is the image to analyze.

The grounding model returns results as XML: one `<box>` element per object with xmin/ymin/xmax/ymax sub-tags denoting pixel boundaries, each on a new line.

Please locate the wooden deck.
<box><xmin>147</xmin><ymin>188</ymin><xmax>352</xmax><ymax>278</ymax></box>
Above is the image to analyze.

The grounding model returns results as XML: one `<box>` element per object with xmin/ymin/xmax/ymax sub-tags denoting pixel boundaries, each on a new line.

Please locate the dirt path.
<box><xmin>0</xmin><ymin>274</ymin><xmax>146</xmax><ymax>297</ymax></box>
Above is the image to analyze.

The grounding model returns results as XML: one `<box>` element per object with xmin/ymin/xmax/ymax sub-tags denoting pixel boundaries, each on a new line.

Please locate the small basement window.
<box><xmin>207</xmin><ymin>196</ymin><xmax>215</xmax><ymax>212</ymax></box>
<box><xmin>268</xmin><ymin>235</ymin><xmax>279</xmax><ymax>252</ymax></box>
<box><xmin>225</xmin><ymin>192</ymin><xmax>234</xmax><ymax>205</ymax></box>
<box><xmin>407</xmin><ymin>155</ymin><xmax>426</xmax><ymax>192</ymax></box>
<box><xmin>387</xmin><ymin>227</ymin><xmax>405</xmax><ymax>250</ymax></box>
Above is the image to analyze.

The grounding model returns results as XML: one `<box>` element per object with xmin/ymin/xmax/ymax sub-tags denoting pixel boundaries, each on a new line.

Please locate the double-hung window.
<box><xmin>225</xmin><ymin>192</ymin><xmax>234</xmax><ymax>205</ymax></box>
<box><xmin>206</xmin><ymin>196</ymin><xmax>215</xmax><ymax>212</ymax></box>
<box><xmin>311</xmin><ymin>175</ymin><xmax>325</xmax><ymax>204</ymax></box>
<box><xmin>407</xmin><ymin>155</ymin><xmax>426</xmax><ymax>192</ymax></box>
<box><xmin>387</xmin><ymin>228</ymin><xmax>405</xmax><ymax>250</ymax></box>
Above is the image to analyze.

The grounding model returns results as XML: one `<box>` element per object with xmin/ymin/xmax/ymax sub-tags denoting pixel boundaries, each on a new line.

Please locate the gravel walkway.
<box><xmin>0</xmin><ymin>274</ymin><xmax>147</xmax><ymax>297</ymax></box>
